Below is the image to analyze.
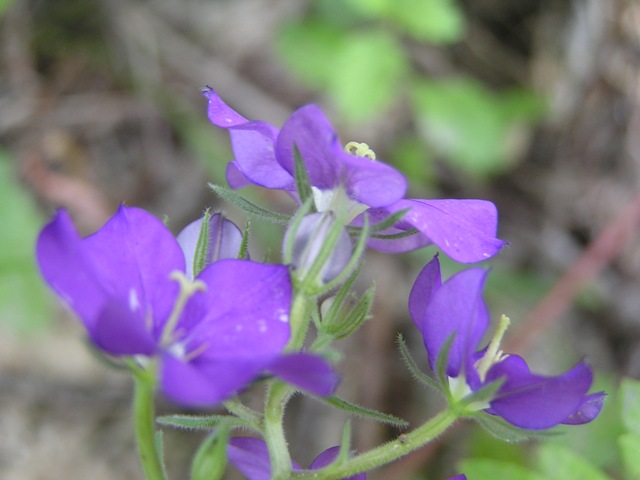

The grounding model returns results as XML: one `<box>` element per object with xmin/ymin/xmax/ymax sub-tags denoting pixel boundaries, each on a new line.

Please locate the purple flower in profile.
<box><xmin>227</xmin><ymin>437</ymin><xmax>366</xmax><ymax>480</ymax></box>
<box><xmin>36</xmin><ymin>206</ymin><xmax>338</xmax><ymax>407</ymax></box>
<box><xmin>203</xmin><ymin>87</ymin><xmax>506</xmax><ymax>263</ymax></box>
<box><xmin>409</xmin><ymin>256</ymin><xmax>605</xmax><ymax>430</ymax></box>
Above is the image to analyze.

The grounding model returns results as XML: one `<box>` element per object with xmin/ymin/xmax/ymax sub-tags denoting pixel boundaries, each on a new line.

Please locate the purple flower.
<box><xmin>408</xmin><ymin>256</ymin><xmax>605</xmax><ymax>430</ymax></box>
<box><xmin>204</xmin><ymin>87</ymin><xmax>506</xmax><ymax>263</ymax></box>
<box><xmin>227</xmin><ymin>437</ymin><xmax>366</xmax><ymax>480</ymax></box>
<box><xmin>36</xmin><ymin>206</ymin><xmax>338</xmax><ymax>406</ymax></box>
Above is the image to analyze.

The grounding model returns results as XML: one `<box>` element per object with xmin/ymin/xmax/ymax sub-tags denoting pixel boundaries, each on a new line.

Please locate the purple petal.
<box><xmin>203</xmin><ymin>87</ymin><xmax>294</xmax><ymax>190</ymax></box>
<box><xmin>36</xmin><ymin>209</ymin><xmax>108</xmax><ymax>331</ymax></box>
<box><xmin>227</xmin><ymin>437</ymin><xmax>271</xmax><ymax>480</ymax></box>
<box><xmin>275</xmin><ymin>105</ymin><xmax>406</xmax><ymax>207</ymax></box>
<box><xmin>227</xmin><ymin>437</ymin><xmax>302</xmax><ymax>480</ymax></box>
<box><xmin>179</xmin><ymin>260</ymin><xmax>292</xmax><ymax>354</ymax></box>
<box><xmin>448</xmin><ymin>476</ymin><xmax>467</xmax><ymax>480</ymax></box>
<box><xmin>269</xmin><ymin>353</ymin><xmax>340</xmax><ymax>396</ymax></box>
<box><xmin>419</xmin><ymin>267</ymin><xmax>490</xmax><ymax>376</ymax></box>
<box><xmin>561</xmin><ymin>391</ymin><xmax>606</xmax><ymax>425</ymax></box>
<box><xmin>82</xmin><ymin>206</ymin><xmax>185</xmax><ymax>338</ymax></box>
<box><xmin>229</xmin><ymin>122</ymin><xmax>294</xmax><ymax>190</ymax></box>
<box><xmin>310</xmin><ymin>446</ymin><xmax>366</xmax><ymax>479</ymax></box>
<box><xmin>160</xmin><ymin>352</ymin><xmax>271</xmax><ymax>407</ymax></box>
<box><xmin>177</xmin><ymin>213</ymin><xmax>244</xmax><ymax>279</ymax></box>
<box><xmin>485</xmin><ymin>356</ymin><xmax>596</xmax><ymax>429</ymax></box>
<box><xmin>37</xmin><ymin>207</ymin><xmax>184</xmax><ymax>345</ymax></box>
<box><xmin>365</xmin><ymin>199</ymin><xmax>507</xmax><ymax>263</ymax></box>
<box><xmin>408</xmin><ymin>256</ymin><xmax>442</xmax><ymax>328</ymax></box>
<box><xmin>203</xmin><ymin>86</ymin><xmax>249</xmax><ymax>127</ymax></box>
<box><xmin>93</xmin><ymin>299</ymin><xmax>156</xmax><ymax>355</ymax></box>
<box><xmin>226</xmin><ymin>161</ymin><xmax>253</xmax><ymax>189</ymax></box>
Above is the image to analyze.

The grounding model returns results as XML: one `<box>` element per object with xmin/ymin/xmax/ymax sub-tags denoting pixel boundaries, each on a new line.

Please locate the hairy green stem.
<box><xmin>132</xmin><ymin>364</ymin><xmax>167</xmax><ymax>480</ymax></box>
<box><xmin>264</xmin><ymin>381</ymin><xmax>294</xmax><ymax>480</ymax></box>
<box><xmin>294</xmin><ymin>408</ymin><xmax>458</xmax><ymax>479</ymax></box>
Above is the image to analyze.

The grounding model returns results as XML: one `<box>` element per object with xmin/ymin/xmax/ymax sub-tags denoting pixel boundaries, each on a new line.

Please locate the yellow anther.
<box><xmin>344</xmin><ymin>141</ymin><xmax>376</xmax><ymax>160</ymax></box>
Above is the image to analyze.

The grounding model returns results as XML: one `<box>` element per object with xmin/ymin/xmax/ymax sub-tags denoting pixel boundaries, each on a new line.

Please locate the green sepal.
<box><xmin>191</xmin><ymin>425</ymin><xmax>230</xmax><ymax>480</ymax></box>
<box><xmin>238</xmin><ymin>221</ymin><xmax>251</xmax><ymax>259</ymax></box>
<box><xmin>322</xmin><ymin>280</ymin><xmax>375</xmax><ymax>340</ymax></box>
<box><xmin>317</xmin><ymin>395</ymin><xmax>409</xmax><ymax>428</ymax></box>
<box><xmin>471</xmin><ymin>413</ymin><xmax>556</xmax><ymax>443</ymax></box>
<box><xmin>319</xmin><ymin>215</ymin><xmax>370</xmax><ymax>295</ymax></box>
<box><xmin>156</xmin><ymin>414</ymin><xmax>259</xmax><ymax>433</ymax></box>
<box><xmin>458</xmin><ymin>377</ymin><xmax>505</xmax><ymax>411</ymax></box>
<box><xmin>293</xmin><ymin>144</ymin><xmax>314</xmax><ymax>207</ymax></box>
<box><xmin>347</xmin><ymin>208</ymin><xmax>410</xmax><ymax>235</ymax></box>
<box><xmin>396</xmin><ymin>333</ymin><xmax>443</xmax><ymax>395</ymax></box>
<box><xmin>209</xmin><ymin>183</ymin><xmax>290</xmax><ymax>224</ymax></box>
<box><xmin>193</xmin><ymin>208</ymin><xmax>212</xmax><ymax>277</ymax></box>
<box><xmin>369</xmin><ymin>228</ymin><xmax>419</xmax><ymax>241</ymax></box>
<box><xmin>435</xmin><ymin>333</ymin><xmax>456</xmax><ymax>399</ymax></box>
<box><xmin>282</xmin><ymin>196</ymin><xmax>314</xmax><ymax>266</ymax></box>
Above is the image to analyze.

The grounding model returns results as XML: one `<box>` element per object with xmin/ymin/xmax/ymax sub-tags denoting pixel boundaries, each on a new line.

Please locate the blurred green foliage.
<box><xmin>0</xmin><ymin>153</ymin><xmax>52</xmax><ymax>333</ymax></box>
<box><xmin>0</xmin><ymin>0</ymin><xmax>17</xmax><ymax>17</ymax></box>
<box><xmin>276</xmin><ymin>0</ymin><xmax>544</xmax><ymax>179</ymax></box>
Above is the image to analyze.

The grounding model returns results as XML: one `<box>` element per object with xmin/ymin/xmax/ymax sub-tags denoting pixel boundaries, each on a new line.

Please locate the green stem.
<box><xmin>132</xmin><ymin>364</ymin><xmax>167</xmax><ymax>480</ymax></box>
<box><xmin>294</xmin><ymin>408</ymin><xmax>458</xmax><ymax>479</ymax></box>
<box><xmin>264</xmin><ymin>381</ymin><xmax>294</xmax><ymax>480</ymax></box>
<box><xmin>286</xmin><ymin>292</ymin><xmax>310</xmax><ymax>352</ymax></box>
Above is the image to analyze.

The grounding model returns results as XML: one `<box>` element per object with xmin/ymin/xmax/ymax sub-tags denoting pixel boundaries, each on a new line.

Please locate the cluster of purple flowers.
<box><xmin>35</xmin><ymin>87</ymin><xmax>604</xmax><ymax>479</ymax></box>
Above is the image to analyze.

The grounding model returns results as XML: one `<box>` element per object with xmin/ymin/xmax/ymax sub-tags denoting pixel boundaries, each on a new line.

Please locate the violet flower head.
<box><xmin>36</xmin><ymin>206</ymin><xmax>338</xmax><ymax>407</ymax></box>
<box><xmin>408</xmin><ymin>256</ymin><xmax>606</xmax><ymax>430</ymax></box>
<box><xmin>203</xmin><ymin>87</ymin><xmax>506</xmax><ymax>263</ymax></box>
<box><xmin>227</xmin><ymin>437</ymin><xmax>366</xmax><ymax>480</ymax></box>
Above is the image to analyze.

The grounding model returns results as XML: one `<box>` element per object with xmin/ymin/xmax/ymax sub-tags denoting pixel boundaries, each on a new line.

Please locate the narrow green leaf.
<box><xmin>329</xmin><ymin>283</ymin><xmax>375</xmax><ymax>339</ymax></box>
<box><xmin>459</xmin><ymin>378</ymin><xmax>504</xmax><ymax>410</ymax></box>
<box><xmin>209</xmin><ymin>184</ymin><xmax>290</xmax><ymax>224</ymax></box>
<box><xmin>318</xmin><ymin>395</ymin><xmax>409</xmax><ymax>428</ymax></box>
<box><xmin>156</xmin><ymin>414</ymin><xmax>257</xmax><ymax>432</ymax></box>
<box><xmin>396</xmin><ymin>334</ymin><xmax>443</xmax><ymax>394</ymax></box>
<box><xmin>347</xmin><ymin>208</ymin><xmax>410</xmax><ymax>235</ymax></box>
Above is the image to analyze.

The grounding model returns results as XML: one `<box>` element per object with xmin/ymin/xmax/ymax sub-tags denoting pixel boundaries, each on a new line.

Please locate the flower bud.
<box><xmin>177</xmin><ymin>211</ymin><xmax>244</xmax><ymax>279</ymax></box>
<box><xmin>284</xmin><ymin>212</ymin><xmax>352</xmax><ymax>286</ymax></box>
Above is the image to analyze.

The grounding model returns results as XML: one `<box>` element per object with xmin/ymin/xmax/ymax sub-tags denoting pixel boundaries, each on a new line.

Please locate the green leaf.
<box><xmin>209</xmin><ymin>184</ymin><xmax>290</xmax><ymax>224</ymax></box>
<box><xmin>619</xmin><ymin>433</ymin><xmax>640</xmax><ymax>480</ymax></box>
<box><xmin>329</xmin><ymin>30</ymin><xmax>408</xmax><ymax>121</ymax></box>
<box><xmin>412</xmin><ymin>79</ymin><xmax>543</xmax><ymax>176</ymax></box>
<box><xmin>621</xmin><ymin>378</ymin><xmax>640</xmax><ymax>436</ymax></box>
<box><xmin>347</xmin><ymin>0</ymin><xmax>465</xmax><ymax>44</ymax></box>
<box><xmin>276</xmin><ymin>19</ymin><xmax>346</xmax><ymax>89</ymax></box>
<box><xmin>460</xmin><ymin>459</ymin><xmax>545</xmax><ymax>480</ymax></box>
<box><xmin>156</xmin><ymin>414</ymin><xmax>257</xmax><ymax>432</ymax></box>
<box><xmin>537</xmin><ymin>444</ymin><xmax>610</xmax><ymax>480</ymax></box>
<box><xmin>318</xmin><ymin>395</ymin><xmax>409</xmax><ymax>428</ymax></box>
